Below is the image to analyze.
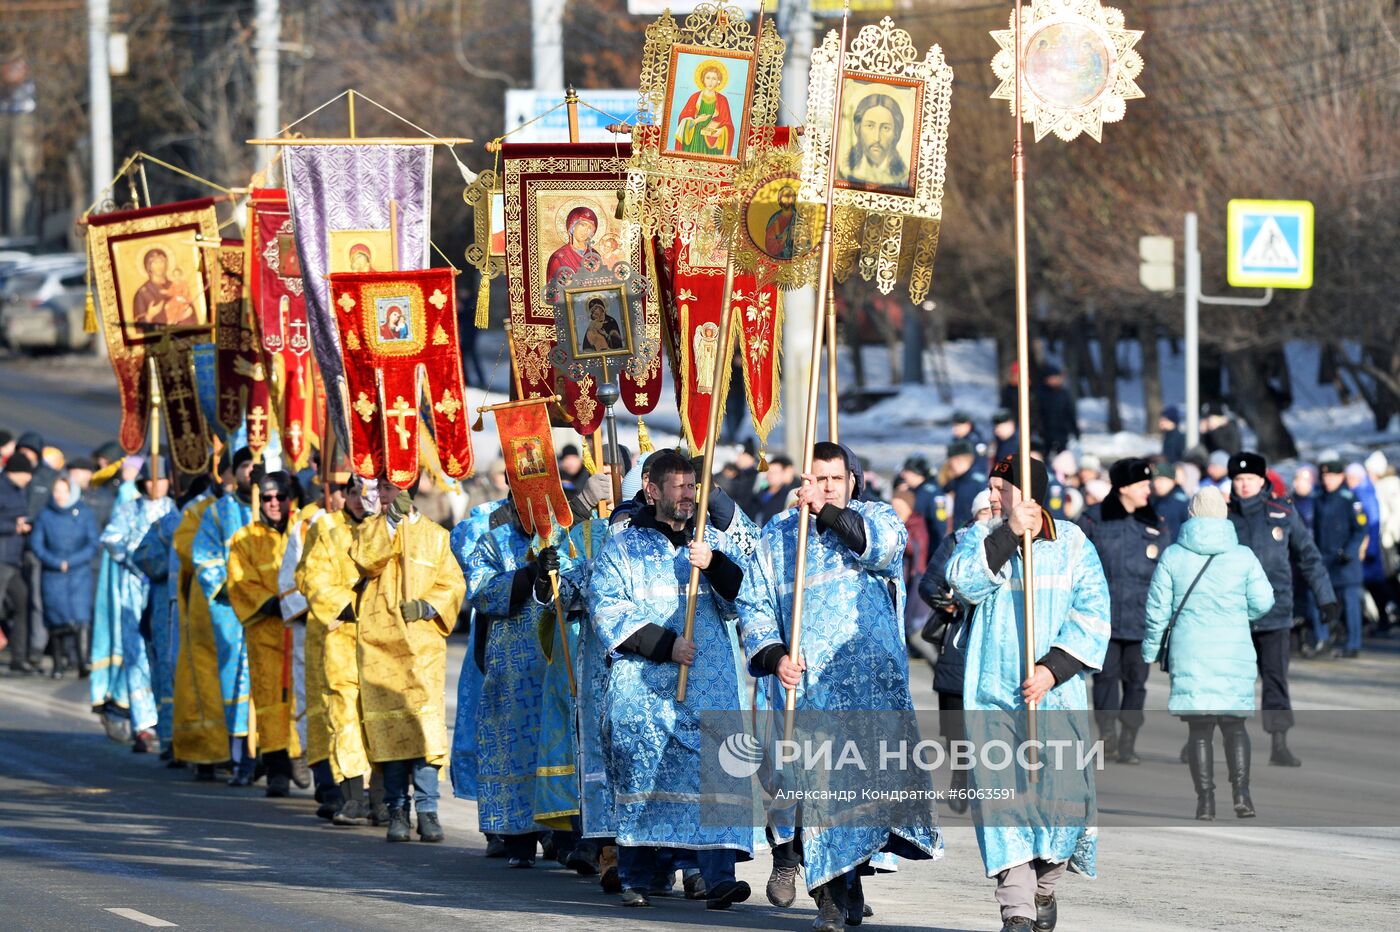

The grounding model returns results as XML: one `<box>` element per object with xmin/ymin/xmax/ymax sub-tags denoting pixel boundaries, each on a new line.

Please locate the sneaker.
<box><xmin>507</xmin><ymin>856</ymin><xmax>535</xmax><ymax>869</ymax></box>
<box><xmin>705</xmin><ymin>879</ymin><xmax>750</xmax><ymax>911</ymax></box>
<box><xmin>416</xmin><ymin>811</ymin><xmax>444</xmax><ymax>843</ymax></box>
<box><xmin>767</xmin><ymin>863</ymin><xmax>798</xmax><ymax>907</ymax></box>
<box><xmin>385</xmin><ymin>808</ymin><xmax>411</xmax><ymax>843</ymax></box>
<box><xmin>619</xmin><ymin>888</ymin><xmax>651</xmax><ymax>908</ymax></box>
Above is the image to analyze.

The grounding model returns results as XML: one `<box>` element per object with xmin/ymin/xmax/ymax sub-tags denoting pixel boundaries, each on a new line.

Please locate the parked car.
<box><xmin>1</xmin><ymin>262</ymin><xmax>92</xmax><ymax>352</ymax></box>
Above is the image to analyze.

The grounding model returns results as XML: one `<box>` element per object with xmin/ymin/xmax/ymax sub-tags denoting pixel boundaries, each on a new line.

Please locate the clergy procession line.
<box><xmin>0</xmin><ymin>419</ymin><xmax>1140</xmax><ymax>932</ymax></box>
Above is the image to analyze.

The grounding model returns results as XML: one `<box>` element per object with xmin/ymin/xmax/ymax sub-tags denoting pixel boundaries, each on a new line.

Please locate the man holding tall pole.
<box><xmin>738</xmin><ymin>441</ymin><xmax>940</xmax><ymax>931</ymax></box>
<box><xmin>947</xmin><ymin>454</ymin><xmax>1110</xmax><ymax>932</ymax></box>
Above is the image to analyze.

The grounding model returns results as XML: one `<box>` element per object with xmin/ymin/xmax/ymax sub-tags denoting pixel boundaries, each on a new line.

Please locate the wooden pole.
<box><xmin>147</xmin><ymin>356</ymin><xmax>162</xmax><ymax>482</ymax></box>
<box><xmin>548</xmin><ymin>569</ymin><xmax>577</xmax><ymax>696</ymax></box>
<box><xmin>825</xmin><ymin>277</ymin><xmax>839</xmax><ymax>442</ymax></box>
<box><xmin>784</xmin><ymin>8</ymin><xmax>851</xmax><ymax>737</ymax></box>
<box><xmin>676</xmin><ymin>254</ymin><xmax>739</xmax><ymax>704</ymax></box>
<box><xmin>1011</xmin><ymin>0</ymin><xmax>1040</xmax><ymax>780</ymax></box>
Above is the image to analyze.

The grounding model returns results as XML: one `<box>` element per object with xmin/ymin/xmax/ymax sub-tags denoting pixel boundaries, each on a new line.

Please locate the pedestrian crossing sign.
<box><xmin>1227</xmin><ymin>199</ymin><xmax>1314</xmax><ymax>289</ymax></box>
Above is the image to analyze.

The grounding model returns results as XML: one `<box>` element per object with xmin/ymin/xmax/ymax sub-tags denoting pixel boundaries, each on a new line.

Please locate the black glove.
<box><xmin>399</xmin><ymin>599</ymin><xmax>433</xmax><ymax>622</ymax></box>
<box><xmin>532</xmin><ymin>547</ymin><xmax>559</xmax><ymax>603</ymax></box>
<box><xmin>259</xmin><ymin>596</ymin><xmax>281</xmax><ymax>617</ymax></box>
<box><xmin>1320</xmin><ymin>602</ymin><xmax>1340</xmax><ymax>628</ymax></box>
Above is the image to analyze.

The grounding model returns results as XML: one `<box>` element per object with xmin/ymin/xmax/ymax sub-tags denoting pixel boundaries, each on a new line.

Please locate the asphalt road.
<box><xmin>1</xmin><ymin>638</ymin><xmax>1397</xmax><ymax>932</ymax></box>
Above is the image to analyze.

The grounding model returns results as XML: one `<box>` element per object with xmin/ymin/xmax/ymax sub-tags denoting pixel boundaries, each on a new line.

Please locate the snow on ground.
<box><xmin>469</xmin><ymin>330</ymin><xmax>1400</xmax><ymax>480</ymax></box>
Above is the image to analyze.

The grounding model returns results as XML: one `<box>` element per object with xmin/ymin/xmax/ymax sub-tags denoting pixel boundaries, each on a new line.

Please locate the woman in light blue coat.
<box><xmin>1142</xmin><ymin>488</ymin><xmax>1274</xmax><ymax>821</ymax></box>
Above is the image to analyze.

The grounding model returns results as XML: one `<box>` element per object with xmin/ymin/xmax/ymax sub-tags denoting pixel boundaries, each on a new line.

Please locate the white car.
<box><xmin>1</xmin><ymin>262</ymin><xmax>92</xmax><ymax>352</ymax></box>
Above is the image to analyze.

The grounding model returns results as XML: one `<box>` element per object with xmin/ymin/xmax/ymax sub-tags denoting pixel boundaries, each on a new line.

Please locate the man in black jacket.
<box><xmin>1226</xmin><ymin>452</ymin><xmax>1337</xmax><ymax>766</ymax></box>
<box><xmin>0</xmin><ymin>457</ymin><xmax>35</xmax><ymax>672</ymax></box>
<box><xmin>1078</xmin><ymin>457</ymin><xmax>1170</xmax><ymax>763</ymax></box>
<box><xmin>1037</xmin><ymin>366</ymin><xmax>1079</xmax><ymax>456</ymax></box>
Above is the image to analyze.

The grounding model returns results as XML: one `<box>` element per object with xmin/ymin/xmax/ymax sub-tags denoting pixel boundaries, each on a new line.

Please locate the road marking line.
<box><xmin>103</xmin><ymin>908</ymin><xmax>178</xmax><ymax>927</ymax></box>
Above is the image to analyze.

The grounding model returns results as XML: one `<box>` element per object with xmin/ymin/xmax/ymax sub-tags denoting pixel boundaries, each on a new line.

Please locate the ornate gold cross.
<box><xmin>387</xmin><ymin>395</ymin><xmax>416</xmax><ymax>450</ymax></box>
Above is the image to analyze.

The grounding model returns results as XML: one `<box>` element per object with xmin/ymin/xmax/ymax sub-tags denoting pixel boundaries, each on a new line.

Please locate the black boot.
<box><xmin>368</xmin><ymin>768</ymin><xmax>389</xmax><ymax>824</ymax></box>
<box><xmin>1034</xmin><ymin>892</ymin><xmax>1058</xmax><ymax>931</ymax></box>
<box><xmin>49</xmin><ymin>630</ymin><xmax>72</xmax><ymax>679</ymax></box>
<box><xmin>1179</xmin><ymin>740</ymin><xmax>1189</xmax><ymax>764</ymax></box>
<box><xmin>811</xmin><ymin>878</ymin><xmax>849</xmax><ymax>932</ymax></box>
<box><xmin>1097</xmin><ymin>722</ymin><xmax>1118</xmax><ymax>760</ymax></box>
<box><xmin>385</xmin><ymin>807</ymin><xmax>411</xmax><ymax>842</ymax></box>
<box><xmin>333</xmin><ymin>778</ymin><xmax>368</xmax><ymax>826</ymax></box>
<box><xmin>1188</xmin><ymin>733</ymin><xmax>1215</xmax><ymax>821</ymax></box>
<box><xmin>264</xmin><ymin>750</ymin><xmax>292</xmax><ymax>798</ymax></box>
<box><xmin>76</xmin><ymin>626</ymin><xmax>92</xmax><ymax>678</ymax></box>
<box><xmin>1223</xmin><ymin>724</ymin><xmax>1256</xmax><ymax>818</ymax></box>
<box><xmin>416</xmin><ymin>811</ymin><xmax>444</xmax><ymax>842</ymax></box>
<box><xmin>1116</xmin><ymin>724</ymin><xmax>1141</xmax><ymax>765</ymax></box>
<box><xmin>1269</xmin><ymin>730</ymin><xmax>1301</xmax><ymax>767</ymax></box>
<box><xmin>846</xmin><ymin>873</ymin><xmax>866</xmax><ymax>927</ymax></box>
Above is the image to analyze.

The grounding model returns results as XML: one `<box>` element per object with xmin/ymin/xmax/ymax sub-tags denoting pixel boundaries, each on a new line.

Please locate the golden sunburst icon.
<box><xmin>991</xmin><ymin>0</ymin><xmax>1144</xmax><ymax>143</ymax></box>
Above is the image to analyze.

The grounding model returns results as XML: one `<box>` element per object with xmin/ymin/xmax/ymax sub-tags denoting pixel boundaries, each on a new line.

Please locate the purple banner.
<box><xmin>283</xmin><ymin>144</ymin><xmax>433</xmax><ymax>448</ymax></box>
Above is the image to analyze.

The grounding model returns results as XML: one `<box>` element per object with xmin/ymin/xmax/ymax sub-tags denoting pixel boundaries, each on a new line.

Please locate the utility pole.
<box><xmin>778</xmin><ymin>0</ymin><xmax>814</xmax><ymax>459</ymax></box>
<box><xmin>87</xmin><ymin>0</ymin><xmax>112</xmax><ymax>207</ymax></box>
<box><xmin>531</xmin><ymin>0</ymin><xmax>565</xmax><ymax>91</ymax></box>
<box><xmin>253</xmin><ymin>0</ymin><xmax>280</xmax><ymax>178</ymax></box>
<box><xmin>1183</xmin><ymin>211</ymin><xmax>1273</xmax><ymax>450</ymax></box>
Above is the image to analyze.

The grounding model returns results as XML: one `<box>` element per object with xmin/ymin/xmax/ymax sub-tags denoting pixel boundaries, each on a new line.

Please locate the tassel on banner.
<box><xmin>636</xmin><ymin>417</ymin><xmax>654</xmax><ymax>455</ymax></box>
<box><xmin>471</xmin><ymin>410</ymin><xmax>484</xmax><ymax>432</ymax></box>
<box><xmin>580</xmin><ymin>442</ymin><xmax>597</xmax><ymax>476</ymax></box>
<box><xmin>758</xmin><ymin>447</ymin><xmax>768</xmax><ymax>471</ymax></box>
<box><xmin>83</xmin><ymin>290</ymin><xmax>97</xmax><ymax>335</ymax></box>
<box><xmin>474</xmin><ymin>274</ymin><xmax>490</xmax><ymax>330</ymax></box>
<box><xmin>83</xmin><ymin>245</ymin><xmax>98</xmax><ymax>334</ymax></box>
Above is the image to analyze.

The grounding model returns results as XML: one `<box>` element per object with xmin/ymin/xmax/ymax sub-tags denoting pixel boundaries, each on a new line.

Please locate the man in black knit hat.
<box><xmin>1078</xmin><ymin>457</ymin><xmax>1170</xmax><ymax>763</ymax></box>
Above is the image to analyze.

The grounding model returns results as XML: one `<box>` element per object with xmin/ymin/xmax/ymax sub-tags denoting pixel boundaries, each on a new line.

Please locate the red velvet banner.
<box><xmin>328</xmin><ymin>268</ymin><xmax>474</xmax><ymax>488</ymax></box>
<box><xmin>492</xmin><ymin>399</ymin><xmax>573</xmax><ymax>539</ymax></box>
<box><xmin>657</xmin><ymin>236</ymin><xmax>783</xmax><ymax>453</ymax></box>
<box><xmin>247</xmin><ymin>188</ymin><xmax>317</xmax><ymax>470</ymax></box>
<box><xmin>500</xmin><ymin>143</ymin><xmax>661</xmax><ymax>434</ymax></box>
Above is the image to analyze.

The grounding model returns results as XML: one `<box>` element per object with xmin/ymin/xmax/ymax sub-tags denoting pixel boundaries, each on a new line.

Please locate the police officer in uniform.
<box><xmin>1078</xmin><ymin>457</ymin><xmax>1169</xmax><ymax>764</ymax></box>
<box><xmin>943</xmin><ymin>441</ymin><xmax>989</xmax><ymax>532</ymax></box>
<box><xmin>1315</xmin><ymin>456</ymin><xmax>1368</xmax><ymax>660</ymax></box>
<box><xmin>1151</xmin><ymin>461</ymin><xmax>1190</xmax><ymax>538</ymax></box>
<box><xmin>1226</xmin><ymin>452</ymin><xmax>1338</xmax><ymax>767</ymax></box>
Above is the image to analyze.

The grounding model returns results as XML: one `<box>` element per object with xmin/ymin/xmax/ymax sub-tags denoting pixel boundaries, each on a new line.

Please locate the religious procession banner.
<box><xmin>248</xmin><ymin>188</ymin><xmax>319</xmax><ymax>470</ymax></box>
<box><xmin>500</xmin><ymin>143</ymin><xmax>662</xmax><ymax>433</ymax></box>
<box><xmin>283</xmin><ymin>145</ymin><xmax>433</xmax><ymax>452</ymax></box>
<box><xmin>327</xmin><ymin>267</ymin><xmax>474</xmax><ymax>487</ymax></box>
<box><xmin>85</xmin><ymin>197</ymin><xmax>219</xmax><ymax>470</ymax></box>
<box><xmin>211</xmin><ymin>240</ymin><xmax>271</xmax><ymax>454</ymax></box>
<box><xmin>624</xmin><ymin>3</ymin><xmax>785</xmax><ymax>246</ymax></box>
<box><xmin>799</xmin><ymin>17</ymin><xmax>954</xmax><ymax>300</ymax></box>
<box><xmin>654</xmin><ymin>234</ymin><xmax>781</xmax><ymax>453</ymax></box>
<box><xmin>486</xmin><ymin>397</ymin><xmax>573</xmax><ymax>539</ymax></box>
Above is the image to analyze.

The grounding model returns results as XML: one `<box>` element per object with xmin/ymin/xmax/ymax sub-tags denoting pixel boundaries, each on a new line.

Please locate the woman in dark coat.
<box><xmin>28</xmin><ymin>474</ymin><xmax>100</xmax><ymax>677</ymax></box>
